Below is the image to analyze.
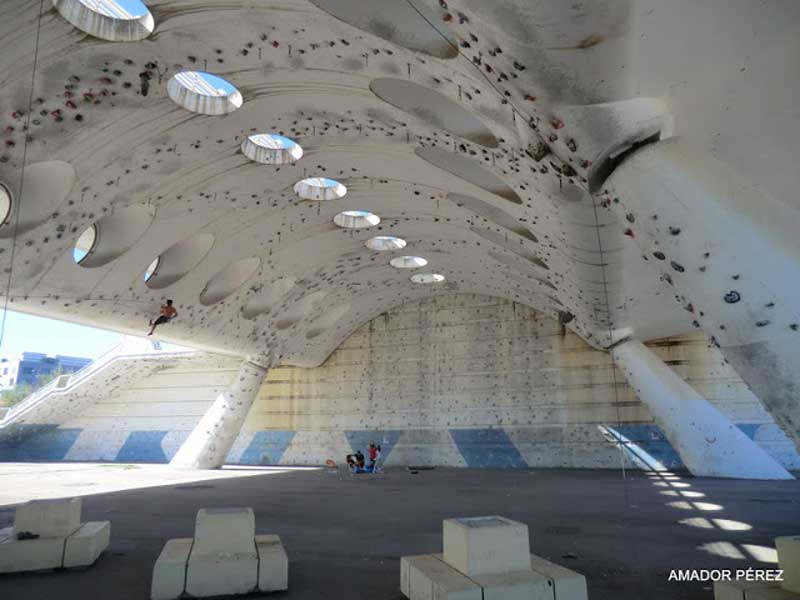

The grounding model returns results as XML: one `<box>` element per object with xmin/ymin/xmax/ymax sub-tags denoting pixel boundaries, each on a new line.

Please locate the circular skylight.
<box><xmin>53</xmin><ymin>0</ymin><xmax>155</xmax><ymax>42</ymax></box>
<box><xmin>293</xmin><ymin>177</ymin><xmax>347</xmax><ymax>201</ymax></box>
<box><xmin>390</xmin><ymin>255</ymin><xmax>428</xmax><ymax>269</ymax></box>
<box><xmin>167</xmin><ymin>71</ymin><xmax>242</xmax><ymax>116</ymax></box>
<box><xmin>0</xmin><ymin>184</ymin><xmax>11</xmax><ymax>227</ymax></box>
<box><xmin>143</xmin><ymin>257</ymin><xmax>159</xmax><ymax>282</ymax></box>
<box><xmin>365</xmin><ymin>235</ymin><xmax>406</xmax><ymax>252</ymax></box>
<box><xmin>333</xmin><ymin>210</ymin><xmax>380</xmax><ymax>229</ymax></box>
<box><xmin>241</xmin><ymin>134</ymin><xmax>303</xmax><ymax>165</ymax></box>
<box><xmin>411</xmin><ymin>273</ymin><xmax>445</xmax><ymax>284</ymax></box>
<box><xmin>73</xmin><ymin>225</ymin><xmax>97</xmax><ymax>264</ymax></box>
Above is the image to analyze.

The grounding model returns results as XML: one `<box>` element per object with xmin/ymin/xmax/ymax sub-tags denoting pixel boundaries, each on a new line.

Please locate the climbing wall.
<box><xmin>1</xmin><ymin>295</ymin><xmax>797</xmax><ymax>470</ymax></box>
<box><xmin>229</xmin><ymin>294</ymin><xmax>800</xmax><ymax>470</ymax></box>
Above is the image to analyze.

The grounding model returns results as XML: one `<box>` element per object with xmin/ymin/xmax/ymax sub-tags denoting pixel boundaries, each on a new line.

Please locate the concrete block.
<box><xmin>443</xmin><ymin>516</ymin><xmax>530</xmax><ymax>576</ymax></box>
<box><xmin>0</xmin><ymin>526</ymin><xmax>11</xmax><ymax>544</ymax></box>
<box><xmin>185</xmin><ymin>543</ymin><xmax>258</xmax><ymax>598</ymax></box>
<box><xmin>776</xmin><ymin>535</ymin><xmax>800</xmax><ymax>593</ymax></box>
<box><xmin>0</xmin><ymin>536</ymin><xmax>65</xmax><ymax>573</ymax></box>
<box><xmin>473</xmin><ymin>569</ymin><xmax>555</xmax><ymax>600</ymax></box>
<box><xmin>255</xmin><ymin>534</ymin><xmax>288</xmax><ymax>592</ymax></box>
<box><xmin>63</xmin><ymin>521</ymin><xmax>110</xmax><ymax>568</ymax></box>
<box><xmin>529</xmin><ymin>554</ymin><xmax>588</xmax><ymax>600</ymax></box>
<box><xmin>193</xmin><ymin>506</ymin><xmax>255</xmax><ymax>555</ymax></box>
<box><xmin>150</xmin><ymin>538</ymin><xmax>192</xmax><ymax>600</ymax></box>
<box><xmin>14</xmin><ymin>497</ymin><xmax>81</xmax><ymax>538</ymax></box>
<box><xmin>405</xmin><ymin>554</ymin><xmax>482</xmax><ymax>600</ymax></box>
<box><xmin>401</xmin><ymin>555</ymin><xmax>423</xmax><ymax>598</ymax></box>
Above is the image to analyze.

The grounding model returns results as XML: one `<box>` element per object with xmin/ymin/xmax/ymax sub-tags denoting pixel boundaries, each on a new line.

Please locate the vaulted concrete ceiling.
<box><xmin>0</xmin><ymin>0</ymin><xmax>797</xmax><ymax>367</ymax></box>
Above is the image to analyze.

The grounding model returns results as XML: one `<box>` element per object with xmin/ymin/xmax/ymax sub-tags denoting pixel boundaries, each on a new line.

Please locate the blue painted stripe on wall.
<box><xmin>239</xmin><ymin>431</ymin><xmax>296</xmax><ymax>465</ymax></box>
<box><xmin>0</xmin><ymin>427</ymin><xmax>81</xmax><ymax>461</ymax></box>
<box><xmin>116</xmin><ymin>431</ymin><xmax>169</xmax><ymax>463</ymax></box>
<box><xmin>450</xmin><ymin>428</ymin><xmax>528</xmax><ymax>469</ymax></box>
<box><xmin>345</xmin><ymin>430</ymin><xmax>402</xmax><ymax>462</ymax></box>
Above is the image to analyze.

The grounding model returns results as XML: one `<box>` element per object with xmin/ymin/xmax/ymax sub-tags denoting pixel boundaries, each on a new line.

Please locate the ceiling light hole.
<box><xmin>53</xmin><ymin>0</ymin><xmax>154</xmax><ymax>41</ymax></box>
<box><xmin>334</xmin><ymin>210</ymin><xmax>380</xmax><ymax>229</ymax></box>
<box><xmin>167</xmin><ymin>71</ymin><xmax>242</xmax><ymax>116</ymax></box>
<box><xmin>73</xmin><ymin>224</ymin><xmax>97</xmax><ymax>264</ymax></box>
<box><xmin>390</xmin><ymin>255</ymin><xmax>428</xmax><ymax>269</ymax></box>
<box><xmin>242</xmin><ymin>134</ymin><xmax>303</xmax><ymax>165</ymax></box>
<box><xmin>294</xmin><ymin>177</ymin><xmax>347</xmax><ymax>201</ymax></box>
<box><xmin>411</xmin><ymin>273</ymin><xmax>445</xmax><ymax>284</ymax></box>
<box><xmin>365</xmin><ymin>235</ymin><xmax>407</xmax><ymax>251</ymax></box>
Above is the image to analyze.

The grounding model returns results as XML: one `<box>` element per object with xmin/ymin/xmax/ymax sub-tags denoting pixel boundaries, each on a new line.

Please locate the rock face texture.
<box><xmin>0</xmin><ymin>2</ymin><xmax>798</xmax><ymax>464</ymax></box>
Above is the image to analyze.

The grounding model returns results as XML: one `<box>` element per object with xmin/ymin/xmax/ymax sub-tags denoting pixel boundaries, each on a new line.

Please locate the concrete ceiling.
<box><xmin>0</xmin><ymin>0</ymin><xmax>796</xmax><ymax>367</ymax></box>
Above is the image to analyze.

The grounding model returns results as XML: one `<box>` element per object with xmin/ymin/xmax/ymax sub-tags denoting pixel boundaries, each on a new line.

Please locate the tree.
<box><xmin>0</xmin><ymin>367</ymin><xmax>66</xmax><ymax>408</ymax></box>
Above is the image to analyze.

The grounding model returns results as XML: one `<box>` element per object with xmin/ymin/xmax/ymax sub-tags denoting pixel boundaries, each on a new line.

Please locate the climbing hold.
<box><xmin>723</xmin><ymin>291</ymin><xmax>741</xmax><ymax>304</ymax></box>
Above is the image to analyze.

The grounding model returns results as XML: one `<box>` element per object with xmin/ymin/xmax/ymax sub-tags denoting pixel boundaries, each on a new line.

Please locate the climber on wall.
<box><xmin>148</xmin><ymin>299</ymin><xmax>178</xmax><ymax>336</ymax></box>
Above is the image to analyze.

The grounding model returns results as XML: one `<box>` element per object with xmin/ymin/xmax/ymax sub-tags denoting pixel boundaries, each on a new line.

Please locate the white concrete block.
<box><xmin>406</xmin><ymin>554</ymin><xmax>482</xmax><ymax>600</ymax></box>
<box><xmin>473</xmin><ymin>569</ymin><xmax>555</xmax><ymax>600</ymax></box>
<box><xmin>14</xmin><ymin>498</ymin><xmax>82</xmax><ymax>539</ymax></box>
<box><xmin>193</xmin><ymin>506</ymin><xmax>255</xmax><ymax>555</ymax></box>
<box><xmin>185</xmin><ymin>543</ymin><xmax>258</xmax><ymax>598</ymax></box>
<box><xmin>63</xmin><ymin>521</ymin><xmax>110</xmax><ymax>568</ymax></box>
<box><xmin>150</xmin><ymin>538</ymin><xmax>192</xmax><ymax>600</ymax></box>
<box><xmin>443</xmin><ymin>516</ymin><xmax>530</xmax><ymax>576</ymax></box>
<box><xmin>776</xmin><ymin>535</ymin><xmax>800</xmax><ymax>593</ymax></box>
<box><xmin>256</xmin><ymin>534</ymin><xmax>288</xmax><ymax>592</ymax></box>
<box><xmin>529</xmin><ymin>554</ymin><xmax>588</xmax><ymax>600</ymax></box>
<box><xmin>0</xmin><ymin>536</ymin><xmax>65</xmax><ymax>573</ymax></box>
<box><xmin>0</xmin><ymin>526</ymin><xmax>11</xmax><ymax>544</ymax></box>
<box><xmin>401</xmin><ymin>555</ymin><xmax>423</xmax><ymax>598</ymax></box>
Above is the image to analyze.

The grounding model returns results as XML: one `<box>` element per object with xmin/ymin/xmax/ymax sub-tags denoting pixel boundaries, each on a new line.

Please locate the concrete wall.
<box><xmin>1</xmin><ymin>295</ymin><xmax>797</xmax><ymax>470</ymax></box>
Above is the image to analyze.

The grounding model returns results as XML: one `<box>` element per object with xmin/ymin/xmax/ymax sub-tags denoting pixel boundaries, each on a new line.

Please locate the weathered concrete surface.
<box><xmin>612</xmin><ymin>340</ymin><xmax>792</xmax><ymax>480</ymax></box>
<box><xmin>0</xmin><ymin>466</ymin><xmax>797</xmax><ymax>600</ymax></box>
<box><xmin>170</xmin><ymin>360</ymin><xmax>268</xmax><ymax>469</ymax></box>
<box><xmin>603</xmin><ymin>139</ymin><xmax>800</xmax><ymax>451</ymax></box>
<box><xmin>2</xmin><ymin>296</ymin><xmax>799</xmax><ymax>471</ymax></box>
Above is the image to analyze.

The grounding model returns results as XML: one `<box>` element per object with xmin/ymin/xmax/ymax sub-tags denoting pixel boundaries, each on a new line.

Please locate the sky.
<box><xmin>0</xmin><ymin>310</ymin><xmax>185</xmax><ymax>360</ymax></box>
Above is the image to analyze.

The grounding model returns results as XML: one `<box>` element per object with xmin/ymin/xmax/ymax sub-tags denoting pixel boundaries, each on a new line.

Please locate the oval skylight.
<box><xmin>411</xmin><ymin>273</ymin><xmax>445</xmax><ymax>284</ymax></box>
<box><xmin>143</xmin><ymin>257</ymin><xmax>159</xmax><ymax>282</ymax></box>
<box><xmin>241</xmin><ymin>134</ymin><xmax>303</xmax><ymax>165</ymax></box>
<box><xmin>0</xmin><ymin>184</ymin><xmax>11</xmax><ymax>227</ymax></box>
<box><xmin>167</xmin><ymin>71</ymin><xmax>242</xmax><ymax>116</ymax></box>
<box><xmin>293</xmin><ymin>177</ymin><xmax>347</xmax><ymax>201</ymax></box>
<box><xmin>53</xmin><ymin>0</ymin><xmax>155</xmax><ymax>41</ymax></box>
<box><xmin>365</xmin><ymin>235</ymin><xmax>406</xmax><ymax>252</ymax></box>
<box><xmin>73</xmin><ymin>225</ymin><xmax>97</xmax><ymax>264</ymax></box>
<box><xmin>390</xmin><ymin>255</ymin><xmax>428</xmax><ymax>269</ymax></box>
<box><xmin>333</xmin><ymin>210</ymin><xmax>380</xmax><ymax>229</ymax></box>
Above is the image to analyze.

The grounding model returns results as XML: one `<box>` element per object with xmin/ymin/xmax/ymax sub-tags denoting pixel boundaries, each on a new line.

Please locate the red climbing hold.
<box><xmin>624</xmin><ymin>228</ymin><xmax>635</xmax><ymax>238</ymax></box>
<box><xmin>550</xmin><ymin>117</ymin><xmax>565</xmax><ymax>129</ymax></box>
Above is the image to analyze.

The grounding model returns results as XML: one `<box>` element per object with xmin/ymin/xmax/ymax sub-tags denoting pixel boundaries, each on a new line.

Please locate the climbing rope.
<box><xmin>0</xmin><ymin>0</ymin><xmax>46</xmax><ymax>350</ymax></box>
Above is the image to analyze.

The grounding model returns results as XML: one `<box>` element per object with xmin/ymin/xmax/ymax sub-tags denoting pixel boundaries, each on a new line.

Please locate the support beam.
<box><xmin>611</xmin><ymin>340</ymin><xmax>792</xmax><ymax>480</ymax></box>
<box><xmin>604</xmin><ymin>138</ymin><xmax>800</xmax><ymax>451</ymax></box>
<box><xmin>171</xmin><ymin>359</ymin><xmax>268</xmax><ymax>470</ymax></box>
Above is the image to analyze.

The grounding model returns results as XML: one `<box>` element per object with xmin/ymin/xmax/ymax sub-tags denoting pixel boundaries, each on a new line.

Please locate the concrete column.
<box><xmin>604</xmin><ymin>138</ymin><xmax>800</xmax><ymax>451</ymax></box>
<box><xmin>611</xmin><ymin>340</ymin><xmax>792</xmax><ymax>480</ymax></box>
<box><xmin>171</xmin><ymin>359</ymin><xmax>268</xmax><ymax>470</ymax></box>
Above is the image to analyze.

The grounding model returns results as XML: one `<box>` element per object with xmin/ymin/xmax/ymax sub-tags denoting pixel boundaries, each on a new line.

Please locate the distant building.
<box><xmin>0</xmin><ymin>352</ymin><xmax>92</xmax><ymax>390</ymax></box>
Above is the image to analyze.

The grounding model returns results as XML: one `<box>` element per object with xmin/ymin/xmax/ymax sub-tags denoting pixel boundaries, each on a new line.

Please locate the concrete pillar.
<box><xmin>171</xmin><ymin>359</ymin><xmax>268</xmax><ymax>470</ymax></box>
<box><xmin>604</xmin><ymin>138</ymin><xmax>800</xmax><ymax>451</ymax></box>
<box><xmin>611</xmin><ymin>340</ymin><xmax>792</xmax><ymax>480</ymax></box>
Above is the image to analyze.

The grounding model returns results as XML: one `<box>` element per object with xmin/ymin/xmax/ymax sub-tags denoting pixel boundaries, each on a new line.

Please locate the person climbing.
<box><xmin>148</xmin><ymin>299</ymin><xmax>178</xmax><ymax>336</ymax></box>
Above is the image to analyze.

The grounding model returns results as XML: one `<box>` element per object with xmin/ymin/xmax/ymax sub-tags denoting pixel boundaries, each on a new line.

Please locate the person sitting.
<box><xmin>346</xmin><ymin>454</ymin><xmax>357</xmax><ymax>471</ymax></box>
<box><xmin>148</xmin><ymin>299</ymin><xmax>178</xmax><ymax>336</ymax></box>
<box><xmin>354</xmin><ymin>449</ymin><xmax>365</xmax><ymax>469</ymax></box>
<box><xmin>373</xmin><ymin>445</ymin><xmax>383</xmax><ymax>473</ymax></box>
